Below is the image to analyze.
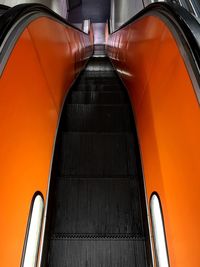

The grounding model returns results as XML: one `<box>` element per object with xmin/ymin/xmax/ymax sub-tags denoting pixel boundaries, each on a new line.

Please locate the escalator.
<box><xmin>0</xmin><ymin>2</ymin><xmax>200</xmax><ymax>267</ymax></box>
<box><xmin>45</xmin><ymin>57</ymin><xmax>150</xmax><ymax>266</ymax></box>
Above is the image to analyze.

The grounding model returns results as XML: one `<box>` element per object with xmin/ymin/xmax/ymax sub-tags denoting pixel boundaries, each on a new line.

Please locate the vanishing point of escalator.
<box><xmin>47</xmin><ymin>57</ymin><xmax>150</xmax><ymax>266</ymax></box>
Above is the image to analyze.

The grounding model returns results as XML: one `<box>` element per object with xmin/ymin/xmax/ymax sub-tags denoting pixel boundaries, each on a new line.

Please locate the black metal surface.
<box><xmin>0</xmin><ymin>5</ymin><xmax>9</xmax><ymax>16</ymax></box>
<box><xmin>67</xmin><ymin>91</ymin><xmax>128</xmax><ymax>104</ymax></box>
<box><xmin>46</xmin><ymin>57</ymin><xmax>150</xmax><ymax>266</ymax></box>
<box><xmin>60</xmin><ymin>133</ymin><xmax>137</xmax><ymax>177</ymax></box>
<box><xmin>68</xmin><ymin>0</ymin><xmax>82</xmax><ymax>11</ymax></box>
<box><xmin>63</xmin><ymin>105</ymin><xmax>131</xmax><ymax>132</ymax></box>
<box><xmin>49</xmin><ymin>238</ymin><xmax>147</xmax><ymax>267</ymax></box>
<box><xmin>51</xmin><ymin>178</ymin><xmax>144</xmax><ymax>234</ymax></box>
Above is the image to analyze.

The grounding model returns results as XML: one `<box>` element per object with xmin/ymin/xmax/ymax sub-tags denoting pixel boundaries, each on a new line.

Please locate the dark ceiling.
<box><xmin>68</xmin><ymin>0</ymin><xmax>111</xmax><ymax>23</ymax></box>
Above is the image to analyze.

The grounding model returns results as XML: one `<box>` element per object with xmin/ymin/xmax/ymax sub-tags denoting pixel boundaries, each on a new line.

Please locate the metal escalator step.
<box><xmin>51</xmin><ymin>178</ymin><xmax>144</xmax><ymax>235</ymax></box>
<box><xmin>67</xmin><ymin>91</ymin><xmax>128</xmax><ymax>104</ymax></box>
<box><xmin>83</xmin><ymin>71</ymin><xmax>116</xmax><ymax>78</ymax></box>
<box><xmin>74</xmin><ymin>82</ymin><xmax>122</xmax><ymax>91</ymax></box>
<box><xmin>60</xmin><ymin>133</ymin><xmax>138</xmax><ymax>177</ymax></box>
<box><xmin>48</xmin><ymin>238</ymin><xmax>148</xmax><ymax>267</ymax></box>
<box><xmin>85</xmin><ymin>57</ymin><xmax>113</xmax><ymax>71</ymax></box>
<box><xmin>63</xmin><ymin>104</ymin><xmax>131</xmax><ymax>132</ymax></box>
<box><xmin>78</xmin><ymin>76</ymin><xmax>120</xmax><ymax>84</ymax></box>
<box><xmin>46</xmin><ymin>57</ymin><xmax>149</xmax><ymax>267</ymax></box>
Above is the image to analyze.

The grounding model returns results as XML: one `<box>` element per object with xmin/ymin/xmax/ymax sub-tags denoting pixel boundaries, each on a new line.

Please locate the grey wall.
<box><xmin>93</xmin><ymin>23</ymin><xmax>106</xmax><ymax>44</ymax></box>
<box><xmin>0</xmin><ymin>0</ymin><xmax>68</xmax><ymax>18</ymax></box>
<box><xmin>68</xmin><ymin>0</ymin><xmax>110</xmax><ymax>23</ymax></box>
<box><xmin>110</xmin><ymin>0</ymin><xmax>200</xmax><ymax>30</ymax></box>
<box><xmin>110</xmin><ymin>0</ymin><xmax>146</xmax><ymax>31</ymax></box>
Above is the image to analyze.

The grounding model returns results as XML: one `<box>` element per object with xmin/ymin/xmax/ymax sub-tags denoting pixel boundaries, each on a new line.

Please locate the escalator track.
<box><xmin>46</xmin><ymin>57</ymin><xmax>150</xmax><ymax>266</ymax></box>
<box><xmin>0</xmin><ymin>2</ymin><xmax>200</xmax><ymax>266</ymax></box>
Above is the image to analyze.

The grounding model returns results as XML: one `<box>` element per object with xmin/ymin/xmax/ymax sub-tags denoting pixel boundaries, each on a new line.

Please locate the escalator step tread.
<box><xmin>48</xmin><ymin>239</ymin><xmax>148</xmax><ymax>267</ymax></box>
<box><xmin>47</xmin><ymin>57</ymin><xmax>149</xmax><ymax>267</ymax></box>
<box><xmin>82</xmin><ymin>71</ymin><xmax>116</xmax><ymax>78</ymax></box>
<box><xmin>60</xmin><ymin>133</ymin><xmax>138</xmax><ymax>177</ymax></box>
<box><xmin>62</xmin><ymin>104</ymin><xmax>131</xmax><ymax>132</ymax></box>
<box><xmin>51</xmin><ymin>178</ymin><xmax>144</xmax><ymax>234</ymax></box>
<box><xmin>74</xmin><ymin>83</ymin><xmax>122</xmax><ymax>91</ymax></box>
<box><xmin>78</xmin><ymin>77</ymin><xmax>120</xmax><ymax>84</ymax></box>
<box><xmin>51</xmin><ymin>233</ymin><xmax>144</xmax><ymax>239</ymax></box>
<box><xmin>84</xmin><ymin>58</ymin><xmax>113</xmax><ymax>72</ymax></box>
<box><xmin>67</xmin><ymin>91</ymin><xmax>128</xmax><ymax>104</ymax></box>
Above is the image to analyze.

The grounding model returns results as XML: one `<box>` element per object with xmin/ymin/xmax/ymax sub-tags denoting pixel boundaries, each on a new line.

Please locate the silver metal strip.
<box><xmin>150</xmin><ymin>193</ymin><xmax>170</xmax><ymax>267</ymax></box>
<box><xmin>22</xmin><ymin>194</ymin><xmax>44</xmax><ymax>267</ymax></box>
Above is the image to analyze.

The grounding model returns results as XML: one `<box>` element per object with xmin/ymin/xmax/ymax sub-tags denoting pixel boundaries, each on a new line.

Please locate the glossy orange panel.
<box><xmin>0</xmin><ymin>28</ymin><xmax>57</xmax><ymax>267</ymax></box>
<box><xmin>0</xmin><ymin>17</ymin><xmax>92</xmax><ymax>266</ymax></box>
<box><xmin>107</xmin><ymin>15</ymin><xmax>200</xmax><ymax>266</ymax></box>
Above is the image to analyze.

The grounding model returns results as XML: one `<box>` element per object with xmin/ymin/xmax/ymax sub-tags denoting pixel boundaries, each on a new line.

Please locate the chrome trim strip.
<box><xmin>21</xmin><ymin>192</ymin><xmax>44</xmax><ymax>267</ymax></box>
<box><xmin>187</xmin><ymin>0</ymin><xmax>198</xmax><ymax>17</ymax></box>
<box><xmin>150</xmin><ymin>193</ymin><xmax>170</xmax><ymax>267</ymax></box>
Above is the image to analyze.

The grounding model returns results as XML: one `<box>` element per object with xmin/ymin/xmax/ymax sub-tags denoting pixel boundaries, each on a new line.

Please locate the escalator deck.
<box><xmin>47</xmin><ymin>57</ymin><xmax>149</xmax><ymax>266</ymax></box>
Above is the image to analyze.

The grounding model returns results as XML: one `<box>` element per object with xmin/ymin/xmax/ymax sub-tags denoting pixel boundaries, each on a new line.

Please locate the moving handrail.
<box><xmin>108</xmin><ymin>2</ymin><xmax>200</xmax><ymax>103</ymax></box>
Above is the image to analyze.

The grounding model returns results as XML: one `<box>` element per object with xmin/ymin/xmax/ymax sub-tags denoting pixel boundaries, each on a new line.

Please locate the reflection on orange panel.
<box><xmin>107</xmin><ymin>15</ymin><xmax>200</xmax><ymax>267</ymax></box>
<box><xmin>0</xmin><ymin>17</ymin><xmax>92</xmax><ymax>266</ymax></box>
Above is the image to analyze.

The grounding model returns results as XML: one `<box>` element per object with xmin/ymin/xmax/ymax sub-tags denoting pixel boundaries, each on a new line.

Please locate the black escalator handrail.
<box><xmin>0</xmin><ymin>4</ymin><xmax>10</xmax><ymax>11</ymax></box>
<box><xmin>110</xmin><ymin>2</ymin><xmax>200</xmax><ymax>64</ymax></box>
<box><xmin>109</xmin><ymin>2</ymin><xmax>200</xmax><ymax>103</ymax></box>
<box><xmin>0</xmin><ymin>3</ymin><xmax>88</xmax><ymax>45</ymax></box>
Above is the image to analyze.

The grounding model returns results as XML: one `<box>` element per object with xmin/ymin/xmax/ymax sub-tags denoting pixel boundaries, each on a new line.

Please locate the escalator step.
<box><xmin>60</xmin><ymin>133</ymin><xmax>138</xmax><ymax>177</ymax></box>
<box><xmin>67</xmin><ymin>91</ymin><xmax>128</xmax><ymax>104</ymax></box>
<box><xmin>48</xmin><ymin>238</ymin><xmax>148</xmax><ymax>267</ymax></box>
<box><xmin>78</xmin><ymin>76</ymin><xmax>119</xmax><ymax>84</ymax></box>
<box><xmin>51</xmin><ymin>178</ymin><xmax>144</xmax><ymax>234</ymax></box>
<box><xmin>78</xmin><ymin>75</ymin><xmax>120</xmax><ymax>82</ymax></box>
<box><xmin>63</xmin><ymin>104</ymin><xmax>131</xmax><ymax>132</ymax></box>
<box><xmin>83</xmin><ymin>71</ymin><xmax>116</xmax><ymax>78</ymax></box>
<box><xmin>74</xmin><ymin>83</ymin><xmax>122</xmax><ymax>91</ymax></box>
<box><xmin>47</xmin><ymin>57</ymin><xmax>149</xmax><ymax>267</ymax></box>
<box><xmin>85</xmin><ymin>57</ymin><xmax>113</xmax><ymax>71</ymax></box>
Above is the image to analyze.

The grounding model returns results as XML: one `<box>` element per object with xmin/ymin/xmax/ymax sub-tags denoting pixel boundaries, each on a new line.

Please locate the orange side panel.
<box><xmin>107</xmin><ymin>16</ymin><xmax>200</xmax><ymax>267</ymax></box>
<box><xmin>0</xmin><ymin>17</ymin><xmax>92</xmax><ymax>266</ymax></box>
<box><xmin>0</xmin><ymin>28</ymin><xmax>57</xmax><ymax>266</ymax></box>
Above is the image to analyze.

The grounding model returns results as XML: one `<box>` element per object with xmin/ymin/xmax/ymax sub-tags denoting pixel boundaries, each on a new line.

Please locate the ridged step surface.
<box><xmin>47</xmin><ymin>57</ymin><xmax>149</xmax><ymax>267</ymax></box>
